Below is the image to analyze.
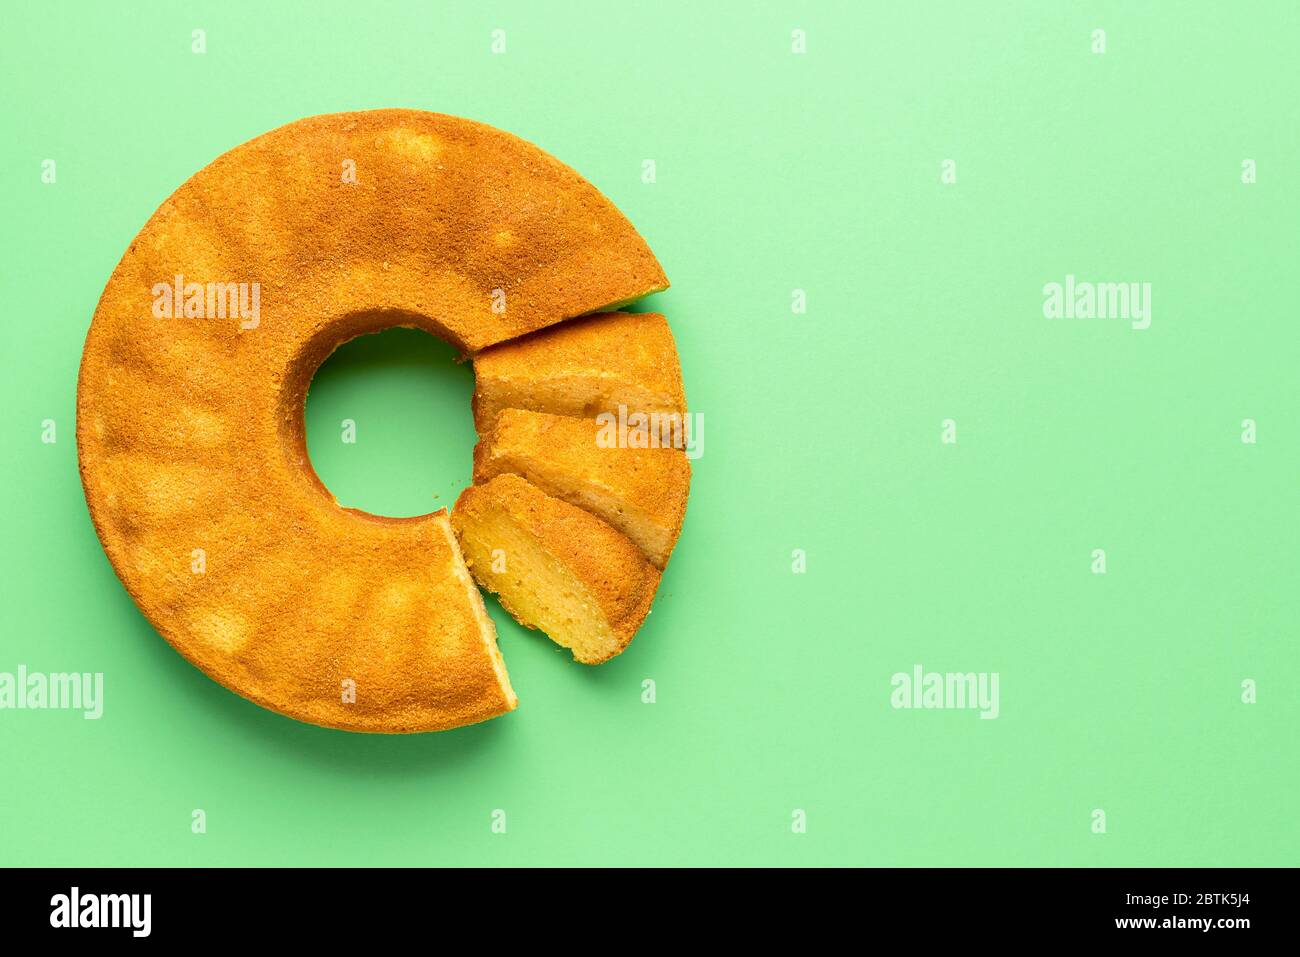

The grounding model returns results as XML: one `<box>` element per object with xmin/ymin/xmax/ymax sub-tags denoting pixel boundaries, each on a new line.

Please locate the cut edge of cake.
<box><xmin>435</xmin><ymin>510</ymin><xmax>519</xmax><ymax>711</ymax></box>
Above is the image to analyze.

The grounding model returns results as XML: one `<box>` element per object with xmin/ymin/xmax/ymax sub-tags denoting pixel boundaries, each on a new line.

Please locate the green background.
<box><xmin>2</xmin><ymin>1</ymin><xmax>1296</xmax><ymax>866</ymax></box>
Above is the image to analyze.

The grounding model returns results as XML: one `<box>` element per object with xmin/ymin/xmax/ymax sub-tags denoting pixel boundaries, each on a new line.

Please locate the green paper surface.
<box><xmin>1</xmin><ymin>1</ymin><xmax>1295</xmax><ymax>866</ymax></box>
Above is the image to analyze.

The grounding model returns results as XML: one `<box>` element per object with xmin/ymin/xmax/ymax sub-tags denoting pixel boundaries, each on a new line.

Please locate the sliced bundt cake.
<box><xmin>474</xmin><ymin>409</ymin><xmax>689</xmax><ymax>569</ymax></box>
<box><xmin>451</xmin><ymin>474</ymin><xmax>660</xmax><ymax>664</ymax></box>
<box><xmin>77</xmin><ymin>110</ymin><xmax>673</xmax><ymax>732</ymax></box>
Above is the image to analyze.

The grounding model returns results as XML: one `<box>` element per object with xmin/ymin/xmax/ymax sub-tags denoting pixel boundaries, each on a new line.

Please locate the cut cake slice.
<box><xmin>471</xmin><ymin>311</ymin><xmax>687</xmax><ymax>437</ymax></box>
<box><xmin>474</xmin><ymin>408</ymin><xmax>689</xmax><ymax>569</ymax></box>
<box><xmin>451</xmin><ymin>474</ymin><xmax>660</xmax><ymax>664</ymax></box>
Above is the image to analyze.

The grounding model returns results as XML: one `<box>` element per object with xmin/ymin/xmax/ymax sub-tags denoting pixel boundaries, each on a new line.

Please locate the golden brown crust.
<box><xmin>474</xmin><ymin>409</ymin><xmax>689</xmax><ymax>568</ymax></box>
<box><xmin>75</xmin><ymin>109</ymin><xmax>671</xmax><ymax>732</ymax></box>
<box><xmin>451</xmin><ymin>475</ymin><xmax>660</xmax><ymax>663</ymax></box>
<box><xmin>471</xmin><ymin>312</ymin><xmax>687</xmax><ymax>435</ymax></box>
<box><xmin>104</xmin><ymin>110</ymin><xmax>664</xmax><ymax>354</ymax></box>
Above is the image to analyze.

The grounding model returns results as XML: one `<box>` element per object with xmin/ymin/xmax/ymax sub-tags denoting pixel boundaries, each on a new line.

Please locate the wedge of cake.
<box><xmin>471</xmin><ymin>311</ymin><xmax>687</xmax><ymax>436</ymax></box>
<box><xmin>474</xmin><ymin>409</ymin><xmax>689</xmax><ymax>569</ymax></box>
<box><xmin>451</xmin><ymin>474</ymin><xmax>660</xmax><ymax>664</ymax></box>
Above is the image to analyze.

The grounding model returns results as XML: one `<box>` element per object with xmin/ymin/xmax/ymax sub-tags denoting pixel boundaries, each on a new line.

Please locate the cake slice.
<box><xmin>451</xmin><ymin>474</ymin><xmax>660</xmax><ymax>664</ymax></box>
<box><xmin>474</xmin><ymin>409</ymin><xmax>689</xmax><ymax>569</ymax></box>
<box><xmin>471</xmin><ymin>311</ymin><xmax>687</xmax><ymax>436</ymax></box>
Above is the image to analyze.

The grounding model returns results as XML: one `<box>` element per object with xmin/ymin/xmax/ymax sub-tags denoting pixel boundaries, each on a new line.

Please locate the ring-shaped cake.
<box><xmin>77</xmin><ymin>110</ymin><xmax>689</xmax><ymax>732</ymax></box>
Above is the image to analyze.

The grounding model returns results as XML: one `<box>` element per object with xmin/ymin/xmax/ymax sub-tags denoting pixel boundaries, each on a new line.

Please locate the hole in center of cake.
<box><xmin>304</xmin><ymin>327</ymin><xmax>476</xmax><ymax>518</ymax></box>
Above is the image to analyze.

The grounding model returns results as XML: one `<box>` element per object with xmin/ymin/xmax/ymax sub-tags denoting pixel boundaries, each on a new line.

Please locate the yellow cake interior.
<box><xmin>455</xmin><ymin>490</ymin><xmax>622</xmax><ymax>664</ymax></box>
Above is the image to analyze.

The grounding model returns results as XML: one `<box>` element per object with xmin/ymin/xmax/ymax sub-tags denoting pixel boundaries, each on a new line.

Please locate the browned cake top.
<box><xmin>474</xmin><ymin>311</ymin><xmax>686</xmax><ymax>403</ymax></box>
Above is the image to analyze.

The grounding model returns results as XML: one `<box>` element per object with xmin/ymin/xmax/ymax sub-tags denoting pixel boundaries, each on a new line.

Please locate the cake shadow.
<box><xmin>122</xmin><ymin>592</ymin><xmax>511</xmax><ymax>778</ymax></box>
